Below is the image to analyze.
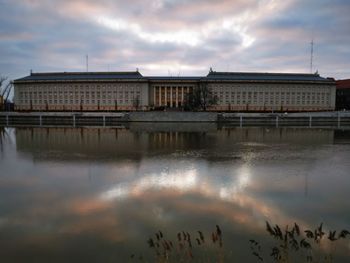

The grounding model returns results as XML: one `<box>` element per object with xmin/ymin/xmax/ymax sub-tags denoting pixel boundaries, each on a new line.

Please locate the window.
<box><xmin>253</xmin><ymin>92</ymin><xmax>257</xmax><ymax>104</ymax></box>
<box><xmin>242</xmin><ymin>92</ymin><xmax>246</xmax><ymax>104</ymax></box>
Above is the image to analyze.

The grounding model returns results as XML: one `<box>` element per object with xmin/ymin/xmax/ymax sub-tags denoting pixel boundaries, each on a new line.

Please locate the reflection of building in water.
<box><xmin>15</xmin><ymin>127</ymin><xmax>215</xmax><ymax>161</ymax></box>
<box><xmin>333</xmin><ymin>129</ymin><xmax>350</xmax><ymax>144</ymax></box>
<box><xmin>129</xmin><ymin>122</ymin><xmax>217</xmax><ymax>133</ymax></box>
<box><xmin>217</xmin><ymin>127</ymin><xmax>334</xmax><ymax>145</ymax></box>
<box><xmin>16</xmin><ymin>127</ymin><xmax>149</xmax><ymax>161</ymax></box>
<box><xmin>15</xmin><ymin>127</ymin><xmax>336</xmax><ymax>162</ymax></box>
<box><xmin>0</xmin><ymin>127</ymin><xmax>4</xmax><ymax>153</ymax></box>
<box><xmin>148</xmin><ymin>132</ymin><xmax>211</xmax><ymax>150</ymax></box>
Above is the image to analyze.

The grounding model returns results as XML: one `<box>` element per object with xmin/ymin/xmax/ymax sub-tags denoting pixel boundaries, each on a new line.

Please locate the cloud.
<box><xmin>0</xmin><ymin>0</ymin><xmax>350</xmax><ymax>84</ymax></box>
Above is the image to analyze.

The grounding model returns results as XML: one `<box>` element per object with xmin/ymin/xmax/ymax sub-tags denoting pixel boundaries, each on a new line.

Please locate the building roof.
<box><xmin>14</xmin><ymin>71</ymin><xmax>144</xmax><ymax>82</ymax></box>
<box><xmin>14</xmin><ymin>70</ymin><xmax>335</xmax><ymax>84</ymax></box>
<box><xmin>206</xmin><ymin>71</ymin><xmax>332</xmax><ymax>82</ymax></box>
<box><xmin>336</xmin><ymin>79</ymin><xmax>350</xmax><ymax>89</ymax></box>
<box><xmin>148</xmin><ymin>76</ymin><xmax>202</xmax><ymax>81</ymax></box>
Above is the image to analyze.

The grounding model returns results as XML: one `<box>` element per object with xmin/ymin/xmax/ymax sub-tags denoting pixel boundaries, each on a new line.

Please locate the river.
<box><xmin>0</xmin><ymin>125</ymin><xmax>349</xmax><ymax>262</ymax></box>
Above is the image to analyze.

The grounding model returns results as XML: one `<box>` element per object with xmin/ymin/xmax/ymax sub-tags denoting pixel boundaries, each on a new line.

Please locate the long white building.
<box><xmin>13</xmin><ymin>70</ymin><xmax>336</xmax><ymax>112</ymax></box>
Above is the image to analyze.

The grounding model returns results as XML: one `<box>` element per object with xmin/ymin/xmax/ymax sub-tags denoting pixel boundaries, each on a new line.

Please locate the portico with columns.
<box><xmin>149</xmin><ymin>77</ymin><xmax>199</xmax><ymax>108</ymax></box>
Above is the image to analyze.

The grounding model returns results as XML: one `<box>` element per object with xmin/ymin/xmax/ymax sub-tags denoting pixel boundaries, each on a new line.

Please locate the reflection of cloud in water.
<box><xmin>98</xmin><ymin>162</ymin><xmax>299</xmax><ymax>231</ymax></box>
<box><xmin>220</xmin><ymin>165</ymin><xmax>251</xmax><ymax>201</ymax></box>
<box><xmin>100</xmin><ymin>168</ymin><xmax>198</xmax><ymax>200</ymax></box>
<box><xmin>99</xmin><ymin>162</ymin><xmax>252</xmax><ymax>204</ymax></box>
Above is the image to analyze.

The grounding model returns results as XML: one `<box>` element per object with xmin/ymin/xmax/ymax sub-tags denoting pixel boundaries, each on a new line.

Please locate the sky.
<box><xmin>1</xmin><ymin>0</ymin><xmax>350</xmax><ymax>81</ymax></box>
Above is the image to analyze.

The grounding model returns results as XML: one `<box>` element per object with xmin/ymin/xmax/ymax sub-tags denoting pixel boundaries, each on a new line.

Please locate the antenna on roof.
<box><xmin>209</xmin><ymin>67</ymin><xmax>213</xmax><ymax>73</ymax></box>
<box><xmin>30</xmin><ymin>69</ymin><xmax>33</xmax><ymax>75</ymax></box>
<box><xmin>310</xmin><ymin>39</ymin><xmax>314</xmax><ymax>73</ymax></box>
<box><xmin>86</xmin><ymin>54</ymin><xmax>89</xmax><ymax>72</ymax></box>
<box><xmin>136</xmin><ymin>67</ymin><xmax>139</xmax><ymax>72</ymax></box>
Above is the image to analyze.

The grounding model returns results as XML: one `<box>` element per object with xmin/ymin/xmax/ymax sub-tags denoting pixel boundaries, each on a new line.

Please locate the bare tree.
<box><xmin>0</xmin><ymin>76</ymin><xmax>13</xmax><ymax>111</ymax></box>
<box><xmin>199</xmin><ymin>82</ymin><xmax>217</xmax><ymax>111</ymax></box>
<box><xmin>114</xmin><ymin>99</ymin><xmax>118</xmax><ymax>111</ymax></box>
<box><xmin>185</xmin><ymin>82</ymin><xmax>217</xmax><ymax>111</ymax></box>
<box><xmin>0</xmin><ymin>76</ymin><xmax>7</xmax><ymax>88</ymax></box>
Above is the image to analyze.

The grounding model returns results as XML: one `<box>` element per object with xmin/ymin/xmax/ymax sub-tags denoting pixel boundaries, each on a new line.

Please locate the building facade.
<box><xmin>13</xmin><ymin>70</ymin><xmax>336</xmax><ymax>112</ymax></box>
<box><xmin>14</xmin><ymin>72</ymin><xmax>149</xmax><ymax>111</ymax></box>
<box><xmin>336</xmin><ymin>79</ymin><xmax>350</xmax><ymax>110</ymax></box>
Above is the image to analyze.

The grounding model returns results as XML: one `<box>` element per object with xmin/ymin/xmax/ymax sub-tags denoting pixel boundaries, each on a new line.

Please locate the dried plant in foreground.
<box><xmin>250</xmin><ymin>221</ymin><xmax>349</xmax><ymax>263</ymax></box>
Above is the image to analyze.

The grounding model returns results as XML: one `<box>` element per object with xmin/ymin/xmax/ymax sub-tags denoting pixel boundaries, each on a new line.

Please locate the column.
<box><xmin>165</xmin><ymin>86</ymin><xmax>167</xmax><ymax>106</ymax></box>
<box><xmin>176</xmin><ymin>87</ymin><xmax>178</xmax><ymax>107</ymax></box>
<box><xmin>170</xmin><ymin>86</ymin><xmax>173</xmax><ymax>107</ymax></box>
<box><xmin>158</xmin><ymin>87</ymin><xmax>161</xmax><ymax>106</ymax></box>
<box><xmin>153</xmin><ymin>86</ymin><xmax>156</xmax><ymax>107</ymax></box>
<box><xmin>181</xmin><ymin>87</ymin><xmax>184</xmax><ymax>104</ymax></box>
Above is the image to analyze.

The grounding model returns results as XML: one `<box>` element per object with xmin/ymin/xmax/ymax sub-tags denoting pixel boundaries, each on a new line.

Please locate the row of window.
<box><xmin>18</xmin><ymin>98</ymin><xmax>140</xmax><ymax>105</ymax></box>
<box><xmin>21</xmin><ymin>84</ymin><xmax>141</xmax><ymax>90</ymax></box>
<box><xmin>17</xmin><ymin>89</ymin><xmax>141</xmax><ymax>105</ymax></box>
<box><xmin>214</xmin><ymin>91</ymin><xmax>331</xmax><ymax>105</ymax></box>
<box><xmin>212</xmin><ymin>84</ymin><xmax>328</xmax><ymax>90</ymax></box>
<box><xmin>18</xmin><ymin>91</ymin><xmax>141</xmax><ymax>99</ymax></box>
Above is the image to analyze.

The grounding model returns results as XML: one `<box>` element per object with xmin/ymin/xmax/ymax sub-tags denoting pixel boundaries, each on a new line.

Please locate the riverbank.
<box><xmin>0</xmin><ymin>111</ymin><xmax>350</xmax><ymax>127</ymax></box>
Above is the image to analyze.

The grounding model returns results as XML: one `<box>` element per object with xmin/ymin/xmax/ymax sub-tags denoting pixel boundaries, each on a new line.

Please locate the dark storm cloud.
<box><xmin>0</xmin><ymin>0</ymin><xmax>350</xmax><ymax>83</ymax></box>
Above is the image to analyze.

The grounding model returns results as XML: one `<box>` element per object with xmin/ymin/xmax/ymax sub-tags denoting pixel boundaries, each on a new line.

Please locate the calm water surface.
<box><xmin>0</xmin><ymin>125</ymin><xmax>350</xmax><ymax>262</ymax></box>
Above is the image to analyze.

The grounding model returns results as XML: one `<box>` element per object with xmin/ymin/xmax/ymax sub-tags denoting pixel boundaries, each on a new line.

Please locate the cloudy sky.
<box><xmin>0</xmin><ymin>0</ymin><xmax>350</xmax><ymax>80</ymax></box>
